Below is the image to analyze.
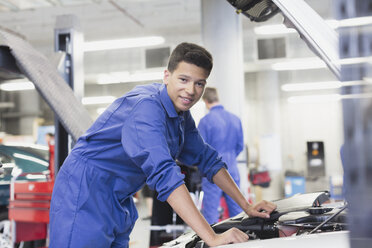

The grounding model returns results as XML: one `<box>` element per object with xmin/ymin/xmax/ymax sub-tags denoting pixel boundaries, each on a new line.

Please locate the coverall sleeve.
<box><xmin>121</xmin><ymin>99</ymin><xmax>185</xmax><ymax>202</ymax></box>
<box><xmin>178</xmin><ymin>111</ymin><xmax>226</xmax><ymax>183</ymax></box>
<box><xmin>236</xmin><ymin>120</ymin><xmax>244</xmax><ymax>157</ymax></box>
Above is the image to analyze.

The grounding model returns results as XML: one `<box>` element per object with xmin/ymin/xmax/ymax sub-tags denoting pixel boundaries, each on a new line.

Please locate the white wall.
<box><xmin>244</xmin><ymin>68</ymin><xmax>345</xmax><ymax>200</ymax></box>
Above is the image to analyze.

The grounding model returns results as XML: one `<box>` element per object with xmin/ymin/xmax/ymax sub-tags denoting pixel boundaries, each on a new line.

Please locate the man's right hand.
<box><xmin>206</xmin><ymin>227</ymin><xmax>249</xmax><ymax>247</ymax></box>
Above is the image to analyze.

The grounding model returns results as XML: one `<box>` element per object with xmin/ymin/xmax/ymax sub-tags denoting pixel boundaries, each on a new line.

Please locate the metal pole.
<box><xmin>54</xmin><ymin>15</ymin><xmax>85</xmax><ymax>172</ymax></box>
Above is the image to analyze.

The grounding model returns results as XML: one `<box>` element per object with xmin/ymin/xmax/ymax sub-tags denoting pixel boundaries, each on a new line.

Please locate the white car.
<box><xmin>161</xmin><ymin>192</ymin><xmax>349</xmax><ymax>248</ymax></box>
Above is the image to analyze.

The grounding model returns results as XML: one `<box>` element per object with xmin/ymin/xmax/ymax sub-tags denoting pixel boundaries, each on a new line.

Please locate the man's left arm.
<box><xmin>178</xmin><ymin>112</ymin><xmax>226</xmax><ymax>182</ymax></box>
<box><xmin>213</xmin><ymin>167</ymin><xmax>276</xmax><ymax>218</ymax></box>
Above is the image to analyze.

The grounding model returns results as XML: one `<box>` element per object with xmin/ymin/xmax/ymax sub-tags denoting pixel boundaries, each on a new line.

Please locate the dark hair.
<box><xmin>46</xmin><ymin>132</ymin><xmax>54</xmax><ymax>137</ymax></box>
<box><xmin>167</xmin><ymin>42</ymin><xmax>213</xmax><ymax>76</ymax></box>
<box><xmin>202</xmin><ymin>87</ymin><xmax>219</xmax><ymax>104</ymax></box>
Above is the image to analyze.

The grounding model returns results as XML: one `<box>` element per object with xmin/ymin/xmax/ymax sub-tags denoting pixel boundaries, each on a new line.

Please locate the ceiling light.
<box><xmin>254</xmin><ymin>20</ymin><xmax>336</xmax><ymax>36</ymax></box>
<box><xmin>342</xmin><ymin>92</ymin><xmax>372</xmax><ymax>100</ymax></box>
<box><xmin>282</xmin><ymin>81</ymin><xmax>341</xmax><ymax>91</ymax></box>
<box><xmin>82</xmin><ymin>96</ymin><xmax>116</xmax><ymax>105</ymax></box>
<box><xmin>84</xmin><ymin>36</ymin><xmax>165</xmax><ymax>52</ymax></box>
<box><xmin>97</xmin><ymin>71</ymin><xmax>163</xmax><ymax>84</ymax></box>
<box><xmin>254</xmin><ymin>24</ymin><xmax>297</xmax><ymax>35</ymax></box>
<box><xmin>0</xmin><ymin>81</ymin><xmax>35</xmax><ymax>91</ymax></box>
<box><xmin>282</xmin><ymin>80</ymin><xmax>372</xmax><ymax>92</ymax></box>
<box><xmin>337</xmin><ymin>16</ymin><xmax>372</xmax><ymax>28</ymax></box>
<box><xmin>287</xmin><ymin>94</ymin><xmax>341</xmax><ymax>103</ymax></box>
<box><xmin>287</xmin><ymin>91</ymin><xmax>372</xmax><ymax>103</ymax></box>
<box><xmin>272</xmin><ymin>57</ymin><xmax>327</xmax><ymax>71</ymax></box>
<box><xmin>254</xmin><ymin>17</ymin><xmax>372</xmax><ymax>36</ymax></box>
<box><xmin>339</xmin><ymin>56</ymin><xmax>372</xmax><ymax>65</ymax></box>
<box><xmin>271</xmin><ymin>56</ymin><xmax>372</xmax><ymax>72</ymax></box>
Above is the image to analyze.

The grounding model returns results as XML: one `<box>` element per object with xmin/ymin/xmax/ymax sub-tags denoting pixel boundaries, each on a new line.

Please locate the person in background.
<box><xmin>198</xmin><ymin>87</ymin><xmax>244</xmax><ymax>224</ymax></box>
<box><xmin>45</xmin><ymin>132</ymin><xmax>55</xmax><ymax>146</ymax></box>
<box><xmin>141</xmin><ymin>184</ymin><xmax>154</xmax><ymax>220</ymax></box>
<box><xmin>49</xmin><ymin>42</ymin><xmax>276</xmax><ymax>248</ymax></box>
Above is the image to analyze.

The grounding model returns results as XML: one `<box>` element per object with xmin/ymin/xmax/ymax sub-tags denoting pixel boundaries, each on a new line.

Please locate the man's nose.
<box><xmin>185</xmin><ymin>82</ymin><xmax>195</xmax><ymax>95</ymax></box>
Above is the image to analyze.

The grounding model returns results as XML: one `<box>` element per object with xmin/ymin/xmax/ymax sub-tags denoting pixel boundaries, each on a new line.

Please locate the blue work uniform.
<box><xmin>49</xmin><ymin>83</ymin><xmax>226</xmax><ymax>248</ymax></box>
<box><xmin>198</xmin><ymin>105</ymin><xmax>244</xmax><ymax>224</ymax></box>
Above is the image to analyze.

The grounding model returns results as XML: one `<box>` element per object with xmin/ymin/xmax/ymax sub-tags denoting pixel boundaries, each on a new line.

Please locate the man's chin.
<box><xmin>178</xmin><ymin>105</ymin><xmax>192</xmax><ymax>112</ymax></box>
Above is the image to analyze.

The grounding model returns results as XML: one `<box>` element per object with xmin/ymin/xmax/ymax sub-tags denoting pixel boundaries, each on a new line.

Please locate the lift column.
<box><xmin>54</xmin><ymin>15</ymin><xmax>85</xmax><ymax>172</ymax></box>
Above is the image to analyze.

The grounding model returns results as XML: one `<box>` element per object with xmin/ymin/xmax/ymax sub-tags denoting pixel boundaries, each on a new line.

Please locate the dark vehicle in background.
<box><xmin>0</xmin><ymin>143</ymin><xmax>50</xmax><ymax>220</ymax></box>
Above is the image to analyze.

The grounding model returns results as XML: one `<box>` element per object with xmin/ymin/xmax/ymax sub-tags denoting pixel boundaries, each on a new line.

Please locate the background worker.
<box><xmin>198</xmin><ymin>87</ymin><xmax>245</xmax><ymax>224</ymax></box>
<box><xmin>141</xmin><ymin>184</ymin><xmax>154</xmax><ymax>220</ymax></box>
<box><xmin>49</xmin><ymin>42</ymin><xmax>276</xmax><ymax>248</ymax></box>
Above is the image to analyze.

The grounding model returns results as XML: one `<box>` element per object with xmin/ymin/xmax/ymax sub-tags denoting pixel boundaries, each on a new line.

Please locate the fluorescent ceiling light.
<box><xmin>342</xmin><ymin>93</ymin><xmax>372</xmax><ymax>99</ymax></box>
<box><xmin>272</xmin><ymin>57</ymin><xmax>327</xmax><ymax>71</ymax></box>
<box><xmin>245</xmin><ymin>56</ymin><xmax>371</xmax><ymax>72</ymax></box>
<box><xmin>288</xmin><ymin>92</ymin><xmax>372</xmax><ymax>103</ymax></box>
<box><xmin>254</xmin><ymin>20</ymin><xmax>336</xmax><ymax>35</ymax></box>
<box><xmin>339</xmin><ymin>56</ymin><xmax>372</xmax><ymax>65</ymax></box>
<box><xmin>97</xmin><ymin>71</ymin><xmax>163</xmax><ymax>84</ymax></box>
<box><xmin>254</xmin><ymin>24</ymin><xmax>297</xmax><ymax>35</ymax></box>
<box><xmin>281</xmin><ymin>80</ymin><xmax>372</xmax><ymax>92</ymax></box>
<box><xmin>84</xmin><ymin>36</ymin><xmax>165</xmax><ymax>52</ymax></box>
<box><xmin>287</xmin><ymin>94</ymin><xmax>341</xmax><ymax>103</ymax></box>
<box><xmin>337</xmin><ymin>16</ymin><xmax>372</xmax><ymax>28</ymax></box>
<box><xmin>254</xmin><ymin>16</ymin><xmax>372</xmax><ymax>36</ymax></box>
<box><xmin>82</xmin><ymin>96</ymin><xmax>116</xmax><ymax>105</ymax></box>
<box><xmin>270</xmin><ymin>56</ymin><xmax>371</xmax><ymax>72</ymax></box>
<box><xmin>0</xmin><ymin>80</ymin><xmax>35</xmax><ymax>91</ymax></box>
<box><xmin>282</xmin><ymin>81</ymin><xmax>341</xmax><ymax>91</ymax></box>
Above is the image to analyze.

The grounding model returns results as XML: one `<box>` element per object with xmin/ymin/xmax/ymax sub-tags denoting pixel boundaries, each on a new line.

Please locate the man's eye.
<box><xmin>180</xmin><ymin>78</ymin><xmax>187</xmax><ymax>82</ymax></box>
<box><xmin>196</xmin><ymin>82</ymin><xmax>205</xmax><ymax>88</ymax></box>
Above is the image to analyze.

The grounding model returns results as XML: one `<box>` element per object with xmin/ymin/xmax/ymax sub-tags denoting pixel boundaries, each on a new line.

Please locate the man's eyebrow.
<box><xmin>178</xmin><ymin>74</ymin><xmax>191</xmax><ymax>78</ymax></box>
<box><xmin>178</xmin><ymin>74</ymin><xmax>207</xmax><ymax>83</ymax></box>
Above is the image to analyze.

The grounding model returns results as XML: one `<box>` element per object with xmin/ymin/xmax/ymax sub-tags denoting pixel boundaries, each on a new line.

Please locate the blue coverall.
<box><xmin>198</xmin><ymin>105</ymin><xmax>244</xmax><ymax>224</ymax></box>
<box><xmin>49</xmin><ymin>83</ymin><xmax>226</xmax><ymax>248</ymax></box>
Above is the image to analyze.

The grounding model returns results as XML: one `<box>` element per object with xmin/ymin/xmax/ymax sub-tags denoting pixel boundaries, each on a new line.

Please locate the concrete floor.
<box><xmin>129</xmin><ymin>197</ymin><xmax>152</xmax><ymax>248</ymax></box>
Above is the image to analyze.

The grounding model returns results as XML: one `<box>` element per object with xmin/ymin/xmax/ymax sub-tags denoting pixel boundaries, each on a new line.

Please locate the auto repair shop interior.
<box><xmin>0</xmin><ymin>0</ymin><xmax>371</xmax><ymax>248</ymax></box>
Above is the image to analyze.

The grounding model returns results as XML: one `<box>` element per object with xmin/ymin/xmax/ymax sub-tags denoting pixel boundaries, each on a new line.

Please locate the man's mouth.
<box><xmin>181</xmin><ymin>97</ymin><xmax>193</xmax><ymax>104</ymax></box>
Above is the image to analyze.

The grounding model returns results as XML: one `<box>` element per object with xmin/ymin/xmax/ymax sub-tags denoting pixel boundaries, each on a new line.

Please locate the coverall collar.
<box><xmin>210</xmin><ymin>104</ymin><xmax>224</xmax><ymax>111</ymax></box>
<box><xmin>160</xmin><ymin>84</ymin><xmax>179</xmax><ymax>118</ymax></box>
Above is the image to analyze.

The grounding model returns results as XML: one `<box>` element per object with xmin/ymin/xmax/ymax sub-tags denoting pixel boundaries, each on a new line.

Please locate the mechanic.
<box><xmin>198</xmin><ymin>87</ymin><xmax>244</xmax><ymax>224</ymax></box>
<box><xmin>49</xmin><ymin>42</ymin><xmax>276</xmax><ymax>248</ymax></box>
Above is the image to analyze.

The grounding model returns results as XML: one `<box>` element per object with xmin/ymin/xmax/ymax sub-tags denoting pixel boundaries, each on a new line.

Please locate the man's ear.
<box><xmin>163</xmin><ymin>69</ymin><xmax>170</xmax><ymax>85</ymax></box>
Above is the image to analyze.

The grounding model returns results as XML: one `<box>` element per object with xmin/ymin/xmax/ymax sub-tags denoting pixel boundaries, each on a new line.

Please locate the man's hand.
<box><xmin>245</xmin><ymin>200</ymin><xmax>277</xmax><ymax>219</ymax></box>
<box><xmin>206</xmin><ymin>228</ymin><xmax>249</xmax><ymax>247</ymax></box>
<box><xmin>212</xmin><ymin>168</ymin><xmax>277</xmax><ymax>219</ymax></box>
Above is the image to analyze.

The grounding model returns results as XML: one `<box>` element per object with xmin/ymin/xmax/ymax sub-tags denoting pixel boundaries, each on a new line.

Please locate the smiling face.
<box><xmin>164</xmin><ymin>61</ymin><xmax>208</xmax><ymax>113</ymax></box>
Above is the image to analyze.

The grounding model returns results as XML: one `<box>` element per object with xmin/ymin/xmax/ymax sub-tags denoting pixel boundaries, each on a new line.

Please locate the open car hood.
<box><xmin>161</xmin><ymin>191</ymin><xmax>348</xmax><ymax>248</ymax></box>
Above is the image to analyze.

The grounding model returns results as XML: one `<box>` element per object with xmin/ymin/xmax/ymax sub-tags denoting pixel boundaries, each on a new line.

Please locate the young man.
<box><xmin>49</xmin><ymin>42</ymin><xmax>276</xmax><ymax>248</ymax></box>
<box><xmin>198</xmin><ymin>87</ymin><xmax>244</xmax><ymax>224</ymax></box>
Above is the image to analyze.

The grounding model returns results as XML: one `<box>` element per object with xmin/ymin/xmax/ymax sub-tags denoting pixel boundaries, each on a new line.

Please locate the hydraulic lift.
<box><xmin>0</xmin><ymin>15</ymin><xmax>92</xmax><ymax>247</ymax></box>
